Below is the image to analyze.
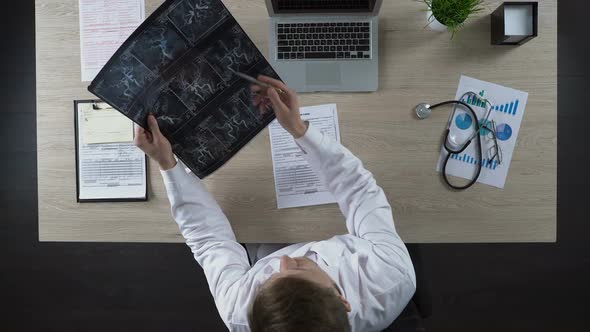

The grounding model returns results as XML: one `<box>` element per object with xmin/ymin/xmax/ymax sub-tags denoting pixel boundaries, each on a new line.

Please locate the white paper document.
<box><xmin>436</xmin><ymin>75</ymin><xmax>528</xmax><ymax>188</ymax></box>
<box><xmin>79</xmin><ymin>0</ymin><xmax>145</xmax><ymax>82</ymax></box>
<box><xmin>269</xmin><ymin>104</ymin><xmax>340</xmax><ymax>209</ymax></box>
<box><xmin>81</xmin><ymin>106</ymin><xmax>134</xmax><ymax>144</ymax></box>
<box><xmin>76</xmin><ymin>102</ymin><xmax>147</xmax><ymax>201</ymax></box>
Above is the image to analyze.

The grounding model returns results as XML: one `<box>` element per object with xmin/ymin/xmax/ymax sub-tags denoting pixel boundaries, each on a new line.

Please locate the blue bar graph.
<box><xmin>451</xmin><ymin>154</ymin><xmax>499</xmax><ymax>171</ymax></box>
<box><xmin>493</xmin><ymin>99</ymin><xmax>520</xmax><ymax>116</ymax></box>
<box><xmin>463</xmin><ymin>94</ymin><xmax>491</xmax><ymax>109</ymax></box>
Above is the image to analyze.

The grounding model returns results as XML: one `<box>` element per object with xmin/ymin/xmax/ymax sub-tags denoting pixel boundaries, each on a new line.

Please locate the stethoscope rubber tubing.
<box><xmin>430</xmin><ymin>101</ymin><xmax>483</xmax><ymax>190</ymax></box>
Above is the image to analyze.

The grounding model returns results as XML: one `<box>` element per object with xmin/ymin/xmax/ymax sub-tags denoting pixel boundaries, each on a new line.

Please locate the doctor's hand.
<box><xmin>134</xmin><ymin>114</ymin><xmax>176</xmax><ymax>171</ymax></box>
<box><xmin>251</xmin><ymin>75</ymin><xmax>308</xmax><ymax>138</ymax></box>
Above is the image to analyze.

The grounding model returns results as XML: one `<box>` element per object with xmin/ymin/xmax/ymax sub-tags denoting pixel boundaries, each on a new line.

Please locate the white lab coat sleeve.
<box><xmin>295</xmin><ymin>123</ymin><xmax>416</xmax><ymax>324</ymax></box>
<box><xmin>161</xmin><ymin>162</ymin><xmax>249</xmax><ymax>328</ymax></box>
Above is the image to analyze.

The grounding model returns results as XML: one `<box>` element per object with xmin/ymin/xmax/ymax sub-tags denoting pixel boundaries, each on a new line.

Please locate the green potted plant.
<box><xmin>424</xmin><ymin>0</ymin><xmax>484</xmax><ymax>37</ymax></box>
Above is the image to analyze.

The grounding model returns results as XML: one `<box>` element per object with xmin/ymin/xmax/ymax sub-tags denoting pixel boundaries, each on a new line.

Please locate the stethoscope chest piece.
<box><xmin>415</xmin><ymin>103</ymin><xmax>432</xmax><ymax>119</ymax></box>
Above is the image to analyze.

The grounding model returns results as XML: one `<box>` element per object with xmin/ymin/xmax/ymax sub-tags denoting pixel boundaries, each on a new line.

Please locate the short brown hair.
<box><xmin>248</xmin><ymin>276</ymin><xmax>351</xmax><ymax>332</ymax></box>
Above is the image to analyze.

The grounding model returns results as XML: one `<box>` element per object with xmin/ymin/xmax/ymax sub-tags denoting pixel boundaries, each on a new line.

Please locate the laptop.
<box><xmin>266</xmin><ymin>0</ymin><xmax>383</xmax><ymax>92</ymax></box>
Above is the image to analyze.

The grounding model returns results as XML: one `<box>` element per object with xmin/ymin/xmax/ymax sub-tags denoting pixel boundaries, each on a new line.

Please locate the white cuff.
<box><xmin>160</xmin><ymin>161</ymin><xmax>188</xmax><ymax>186</ymax></box>
<box><xmin>294</xmin><ymin>122</ymin><xmax>323</xmax><ymax>155</ymax></box>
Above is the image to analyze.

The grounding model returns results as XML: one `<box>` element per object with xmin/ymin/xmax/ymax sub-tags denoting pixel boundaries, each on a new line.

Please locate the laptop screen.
<box><xmin>272</xmin><ymin>0</ymin><xmax>376</xmax><ymax>14</ymax></box>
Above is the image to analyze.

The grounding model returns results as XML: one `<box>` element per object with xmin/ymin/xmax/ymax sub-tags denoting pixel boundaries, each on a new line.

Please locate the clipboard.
<box><xmin>74</xmin><ymin>99</ymin><xmax>148</xmax><ymax>202</ymax></box>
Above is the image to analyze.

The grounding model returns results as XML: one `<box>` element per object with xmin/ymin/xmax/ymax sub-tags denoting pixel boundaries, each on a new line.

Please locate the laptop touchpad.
<box><xmin>305</xmin><ymin>63</ymin><xmax>341</xmax><ymax>87</ymax></box>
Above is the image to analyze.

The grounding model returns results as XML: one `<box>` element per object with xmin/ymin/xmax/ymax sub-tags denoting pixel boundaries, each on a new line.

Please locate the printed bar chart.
<box><xmin>450</xmin><ymin>153</ymin><xmax>498</xmax><ymax>170</ymax></box>
<box><xmin>493</xmin><ymin>99</ymin><xmax>520</xmax><ymax>116</ymax></box>
<box><xmin>441</xmin><ymin>75</ymin><xmax>529</xmax><ymax>188</ymax></box>
<box><xmin>463</xmin><ymin>95</ymin><xmax>487</xmax><ymax>108</ymax></box>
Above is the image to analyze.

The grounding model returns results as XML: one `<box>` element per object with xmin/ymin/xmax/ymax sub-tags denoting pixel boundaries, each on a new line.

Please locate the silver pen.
<box><xmin>228</xmin><ymin>68</ymin><xmax>286</xmax><ymax>95</ymax></box>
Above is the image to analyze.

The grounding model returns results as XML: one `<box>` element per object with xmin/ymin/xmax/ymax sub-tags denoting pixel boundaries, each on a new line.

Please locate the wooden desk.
<box><xmin>36</xmin><ymin>0</ymin><xmax>557</xmax><ymax>243</ymax></box>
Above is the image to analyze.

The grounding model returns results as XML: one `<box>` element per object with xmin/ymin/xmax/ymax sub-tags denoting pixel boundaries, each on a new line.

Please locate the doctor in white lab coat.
<box><xmin>134</xmin><ymin>76</ymin><xmax>416</xmax><ymax>332</ymax></box>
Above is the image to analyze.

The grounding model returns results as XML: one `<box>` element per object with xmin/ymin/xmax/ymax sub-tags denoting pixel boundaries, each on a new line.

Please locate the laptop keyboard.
<box><xmin>276</xmin><ymin>22</ymin><xmax>372</xmax><ymax>60</ymax></box>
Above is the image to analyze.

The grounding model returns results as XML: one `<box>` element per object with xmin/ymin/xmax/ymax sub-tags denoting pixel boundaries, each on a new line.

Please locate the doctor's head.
<box><xmin>248</xmin><ymin>255</ymin><xmax>351</xmax><ymax>332</ymax></box>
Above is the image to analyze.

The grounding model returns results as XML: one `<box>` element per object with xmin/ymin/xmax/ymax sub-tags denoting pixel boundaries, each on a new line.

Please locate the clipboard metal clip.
<box><xmin>92</xmin><ymin>102</ymin><xmax>113</xmax><ymax>110</ymax></box>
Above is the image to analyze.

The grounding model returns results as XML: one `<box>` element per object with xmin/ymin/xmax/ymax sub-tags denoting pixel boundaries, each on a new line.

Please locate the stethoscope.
<box><xmin>414</xmin><ymin>92</ymin><xmax>494</xmax><ymax>190</ymax></box>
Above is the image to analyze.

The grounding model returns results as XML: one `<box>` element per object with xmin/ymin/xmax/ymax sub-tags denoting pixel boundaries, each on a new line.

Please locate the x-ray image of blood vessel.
<box><xmin>89</xmin><ymin>0</ymin><xmax>281</xmax><ymax>178</ymax></box>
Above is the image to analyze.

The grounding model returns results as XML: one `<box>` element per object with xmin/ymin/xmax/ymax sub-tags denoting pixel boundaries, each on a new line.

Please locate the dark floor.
<box><xmin>1</xmin><ymin>1</ymin><xmax>589</xmax><ymax>331</ymax></box>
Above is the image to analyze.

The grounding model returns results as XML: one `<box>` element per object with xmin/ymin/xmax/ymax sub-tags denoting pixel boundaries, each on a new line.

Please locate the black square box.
<box><xmin>491</xmin><ymin>2</ymin><xmax>538</xmax><ymax>45</ymax></box>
